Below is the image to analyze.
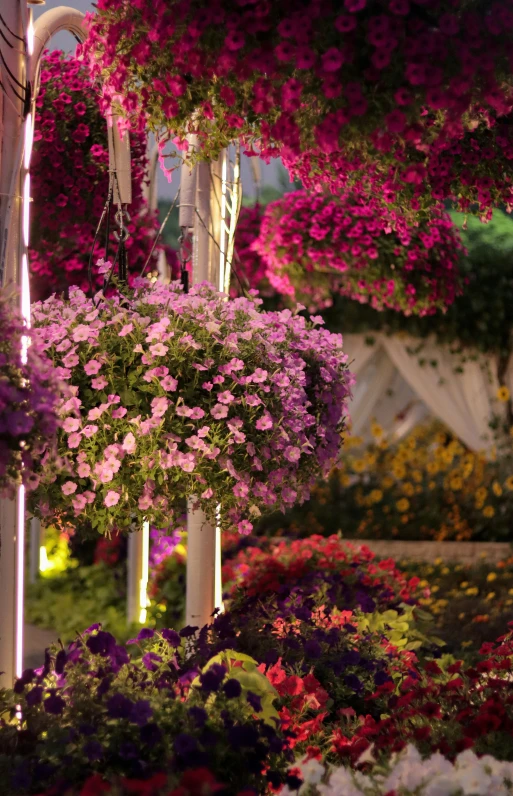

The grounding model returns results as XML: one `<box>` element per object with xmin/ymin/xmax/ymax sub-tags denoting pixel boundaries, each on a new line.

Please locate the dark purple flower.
<box><xmin>85</xmin><ymin>623</ymin><xmax>101</xmax><ymax>633</ymax></box>
<box><xmin>44</xmin><ymin>690</ymin><xmax>66</xmax><ymax>715</ymax></box>
<box><xmin>200</xmin><ymin>663</ymin><xmax>227</xmax><ymax>693</ymax></box>
<box><xmin>130</xmin><ymin>699</ymin><xmax>153</xmax><ymax>727</ymax></box>
<box><xmin>174</xmin><ymin>733</ymin><xmax>198</xmax><ymax>756</ymax></box>
<box><xmin>303</xmin><ymin>639</ymin><xmax>322</xmax><ymax>659</ymax></box>
<box><xmin>83</xmin><ymin>740</ymin><xmax>103</xmax><ymax>761</ymax></box>
<box><xmin>13</xmin><ymin>679</ymin><xmax>25</xmax><ymax>695</ymax></box>
<box><xmin>374</xmin><ymin>670</ymin><xmax>391</xmax><ymax>686</ymax></box>
<box><xmin>140</xmin><ymin>722</ymin><xmax>162</xmax><ymax>747</ymax></box>
<box><xmin>20</xmin><ymin>668</ymin><xmax>35</xmax><ymax>685</ymax></box>
<box><xmin>229</xmin><ymin>724</ymin><xmax>258</xmax><ymax>748</ymax></box>
<box><xmin>161</xmin><ymin>629</ymin><xmax>181</xmax><ymax>647</ymax></box>
<box><xmin>223</xmin><ymin>678</ymin><xmax>242</xmax><ymax>699</ymax></box>
<box><xmin>55</xmin><ymin>649</ymin><xmax>67</xmax><ymax>674</ymax></box>
<box><xmin>112</xmin><ymin>645</ymin><xmax>130</xmax><ymax>670</ymax></box>
<box><xmin>79</xmin><ymin>723</ymin><xmax>96</xmax><ymax>736</ymax></box>
<box><xmin>119</xmin><ymin>741</ymin><xmax>139</xmax><ymax>758</ymax></box>
<box><xmin>86</xmin><ymin>631</ymin><xmax>116</xmax><ymax>657</ymax></box>
<box><xmin>188</xmin><ymin>706</ymin><xmax>208</xmax><ymax>727</ymax></box>
<box><xmin>142</xmin><ymin>652</ymin><xmax>162</xmax><ymax>671</ymax></box>
<box><xmin>97</xmin><ymin>676</ymin><xmax>112</xmax><ymax>697</ymax></box>
<box><xmin>26</xmin><ymin>686</ymin><xmax>43</xmax><ymax>706</ymax></box>
<box><xmin>246</xmin><ymin>691</ymin><xmax>262</xmax><ymax>713</ymax></box>
<box><xmin>340</xmin><ymin>650</ymin><xmax>361</xmax><ymax>667</ymax></box>
<box><xmin>344</xmin><ymin>674</ymin><xmax>363</xmax><ymax>693</ymax></box>
<box><xmin>137</xmin><ymin>628</ymin><xmax>155</xmax><ymax>641</ymax></box>
<box><xmin>106</xmin><ymin>693</ymin><xmax>133</xmax><ymax>719</ymax></box>
<box><xmin>180</xmin><ymin>625</ymin><xmax>199</xmax><ymax>638</ymax></box>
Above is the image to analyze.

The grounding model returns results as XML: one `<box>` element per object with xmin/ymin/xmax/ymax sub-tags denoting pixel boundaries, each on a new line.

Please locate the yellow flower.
<box><xmin>460</xmin><ymin>581</ymin><xmax>469</xmax><ymax>589</ymax></box>
<box><xmin>492</xmin><ymin>481</ymin><xmax>503</xmax><ymax>497</ymax></box>
<box><xmin>352</xmin><ymin>459</ymin><xmax>366</xmax><ymax>474</ymax></box>
<box><xmin>441</xmin><ymin>567</ymin><xmax>450</xmax><ymax>575</ymax></box>
<box><xmin>461</xmin><ymin>640</ymin><xmax>473</xmax><ymax>648</ymax></box>
<box><xmin>427</xmin><ymin>461</ymin><xmax>439</xmax><ymax>475</ymax></box>
<box><xmin>497</xmin><ymin>386</ymin><xmax>511</xmax><ymax>402</ymax></box>
<box><xmin>476</xmin><ymin>487</ymin><xmax>487</xmax><ymax>501</ymax></box>
<box><xmin>450</xmin><ymin>477</ymin><xmax>463</xmax><ymax>491</ymax></box>
<box><xmin>466</xmin><ymin>587</ymin><xmax>479</xmax><ymax>596</ymax></box>
<box><xmin>392</xmin><ymin>465</ymin><xmax>407</xmax><ymax>480</ymax></box>
<box><xmin>434</xmin><ymin>557</ymin><xmax>443</xmax><ymax>565</ymax></box>
<box><xmin>505</xmin><ymin>476</ymin><xmax>513</xmax><ymax>491</ymax></box>
<box><xmin>482</xmin><ymin>505</ymin><xmax>495</xmax><ymax>518</ymax></box>
<box><xmin>401</xmin><ymin>482</ymin><xmax>414</xmax><ymax>497</ymax></box>
<box><xmin>487</xmin><ymin>572</ymin><xmax>498</xmax><ymax>582</ymax></box>
<box><xmin>369</xmin><ymin>489</ymin><xmax>383</xmax><ymax>503</ymax></box>
<box><xmin>396</xmin><ymin>498</ymin><xmax>410</xmax><ymax>512</ymax></box>
<box><xmin>382</xmin><ymin>476</ymin><xmax>394</xmax><ymax>489</ymax></box>
<box><xmin>458</xmin><ymin>612</ymin><xmax>465</xmax><ymax>620</ymax></box>
<box><xmin>431</xmin><ymin>585</ymin><xmax>440</xmax><ymax>593</ymax></box>
<box><xmin>339</xmin><ymin>473</ymin><xmax>351</xmax><ymax>487</ymax></box>
<box><xmin>428</xmin><ymin>480</ymin><xmax>436</xmax><ymax>490</ymax></box>
<box><xmin>371</xmin><ymin>422</ymin><xmax>384</xmax><ymax>439</ymax></box>
<box><xmin>486</xmin><ymin>592</ymin><xmax>496</xmax><ymax>601</ymax></box>
<box><xmin>412</xmin><ymin>470</ymin><xmax>422</xmax><ymax>483</ymax></box>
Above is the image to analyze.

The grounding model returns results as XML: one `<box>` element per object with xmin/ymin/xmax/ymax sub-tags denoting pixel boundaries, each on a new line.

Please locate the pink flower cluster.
<box><xmin>30</xmin><ymin>50</ymin><xmax>177</xmax><ymax>301</ymax></box>
<box><xmin>252</xmin><ymin>190</ymin><xmax>465</xmax><ymax>316</ymax></box>
<box><xmin>0</xmin><ymin>293</ymin><xmax>64</xmax><ymax>497</ymax></box>
<box><xmin>83</xmin><ymin>0</ymin><xmax>513</xmax><ymax>214</ymax></box>
<box><xmin>30</xmin><ymin>277</ymin><xmax>353</xmax><ymax>536</ymax></box>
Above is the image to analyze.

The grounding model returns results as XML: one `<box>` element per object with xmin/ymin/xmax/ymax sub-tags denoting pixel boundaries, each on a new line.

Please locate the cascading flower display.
<box><xmin>29</xmin><ymin>277</ymin><xmax>353</xmax><ymax>537</ymax></box>
<box><xmin>0</xmin><ymin>294</ymin><xmax>63</xmax><ymax>497</ymax></box>
<box><xmin>253</xmin><ymin>190</ymin><xmax>465</xmax><ymax>316</ymax></box>
<box><xmin>30</xmin><ymin>50</ymin><xmax>176</xmax><ymax>301</ymax></box>
<box><xmin>84</xmin><ymin>0</ymin><xmax>513</xmax><ymax>215</ymax></box>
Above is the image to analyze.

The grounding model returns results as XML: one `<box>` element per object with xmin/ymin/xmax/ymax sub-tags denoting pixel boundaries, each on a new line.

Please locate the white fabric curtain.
<box><xmin>382</xmin><ymin>335</ymin><xmax>501</xmax><ymax>453</ymax></box>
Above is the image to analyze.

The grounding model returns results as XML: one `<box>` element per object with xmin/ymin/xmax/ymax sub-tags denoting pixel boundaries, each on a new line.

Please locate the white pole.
<box><xmin>0</xmin><ymin>0</ymin><xmax>30</xmax><ymax>689</ymax></box>
<box><xmin>126</xmin><ymin>522</ymin><xmax>150</xmax><ymax>625</ymax></box>
<box><xmin>180</xmin><ymin>150</ymin><xmax>217</xmax><ymax>629</ymax></box>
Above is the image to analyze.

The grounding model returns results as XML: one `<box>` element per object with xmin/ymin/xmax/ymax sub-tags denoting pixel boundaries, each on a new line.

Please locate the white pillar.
<box><xmin>126</xmin><ymin>521</ymin><xmax>150</xmax><ymax>625</ymax></box>
<box><xmin>180</xmin><ymin>152</ymin><xmax>217</xmax><ymax>629</ymax></box>
<box><xmin>0</xmin><ymin>0</ymin><xmax>30</xmax><ymax>689</ymax></box>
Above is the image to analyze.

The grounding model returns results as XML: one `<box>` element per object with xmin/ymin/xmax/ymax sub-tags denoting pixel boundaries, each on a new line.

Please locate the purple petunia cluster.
<box><xmin>29</xmin><ymin>278</ymin><xmax>353</xmax><ymax>536</ymax></box>
<box><xmin>0</xmin><ymin>294</ymin><xmax>63</xmax><ymax>497</ymax></box>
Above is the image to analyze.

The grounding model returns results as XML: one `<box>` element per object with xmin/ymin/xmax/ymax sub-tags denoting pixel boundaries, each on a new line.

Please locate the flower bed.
<box><xmin>30</xmin><ymin>279</ymin><xmax>352</xmax><ymax>536</ymax></box>
<box><xmin>6</xmin><ymin>535</ymin><xmax>513</xmax><ymax>794</ymax></box>
<box><xmin>30</xmin><ymin>50</ymin><xmax>175</xmax><ymax>301</ymax></box>
<box><xmin>253</xmin><ymin>190</ymin><xmax>465</xmax><ymax>316</ymax></box>
<box><xmin>256</xmin><ymin>421</ymin><xmax>513</xmax><ymax>544</ymax></box>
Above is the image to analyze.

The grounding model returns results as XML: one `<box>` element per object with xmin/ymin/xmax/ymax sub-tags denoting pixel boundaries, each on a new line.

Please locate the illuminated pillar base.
<box><xmin>0</xmin><ymin>488</ymin><xmax>25</xmax><ymax>687</ymax></box>
<box><xmin>186</xmin><ymin>501</ymin><xmax>215</xmax><ymax>629</ymax></box>
<box><xmin>126</xmin><ymin>522</ymin><xmax>149</xmax><ymax>625</ymax></box>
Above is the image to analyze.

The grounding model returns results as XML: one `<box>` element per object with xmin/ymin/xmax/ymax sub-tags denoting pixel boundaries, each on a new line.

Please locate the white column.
<box><xmin>126</xmin><ymin>521</ymin><xmax>150</xmax><ymax>625</ymax></box>
<box><xmin>181</xmin><ymin>152</ymin><xmax>217</xmax><ymax>629</ymax></box>
<box><xmin>0</xmin><ymin>0</ymin><xmax>29</xmax><ymax>689</ymax></box>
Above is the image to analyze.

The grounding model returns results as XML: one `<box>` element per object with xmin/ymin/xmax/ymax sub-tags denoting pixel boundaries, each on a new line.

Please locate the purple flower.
<box><xmin>86</xmin><ymin>630</ymin><xmax>116</xmax><ymax>657</ymax></box>
<box><xmin>142</xmin><ymin>652</ymin><xmax>162</xmax><ymax>671</ymax></box>
<box><xmin>130</xmin><ymin>699</ymin><xmax>153</xmax><ymax>727</ymax></box>
<box><xmin>137</xmin><ymin>627</ymin><xmax>155</xmax><ymax>641</ymax></box>
<box><xmin>344</xmin><ymin>674</ymin><xmax>364</xmax><ymax>693</ymax></box>
<box><xmin>26</xmin><ymin>686</ymin><xmax>43</xmax><ymax>706</ymax></box>
<box><xmin>174</xmin><ymin>733</ymin><xmax>198</xmax><ymax>756</ymax></box>
<box><xmin>161</xmin><ymin>629</ymin><xmax>181</xmax><ymax>647</ymax></box>
<box><xmin>200</xmin><ymin>663</ymin><xmax>227</xmax><ymax>693</ymax></box>
<box><xmin>188</xmin><ymin>706</ymin><xmax>208</xmax><ymax>727</ymax></box>
<box><xmin>106</xmin><ymin>693</ymin><xmax>133</xmax><ymax>719</ymax></box>
<box><xmin>246</xmin><ymin>691</ymin><xmax>262</xmax><ymax>713</ymax></box>
<box><xmin>304</xmin><ymin>639</ymin><xmax>322</xmax><ymax>659</ymax></box>
<box><xmin>140</xmin><ymin>722</ymin><xmax>162</xmax><ymax>747</ymax></box>
<box><xmin>44</xmin><ymin>690</ymin><xmax>66</xmax><ymax>715</ymax></box>
<box><xmin>223</xmin><ymin>678</ymin><xmax>242</xmax><ymax>699</ymax></box>
<box><xmin>55</xmin><ymin>649</ymin><xmax>67</xmax><ymax>675</ymax></box>
<box><xmin>83</xmin><ymin>740</ymin><xmax>103</xmax><ymax>761</ymax></box>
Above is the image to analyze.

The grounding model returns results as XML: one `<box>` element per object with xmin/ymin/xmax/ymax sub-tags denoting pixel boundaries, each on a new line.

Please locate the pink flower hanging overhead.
<box><xmin>252</xmin><ymin>190</ymin><xmax>466</xmax><ymax>316</ymax></box>
<box><xmin>30</xmin><ymin>50</ymin><xmax>177</xmax><ymax>300</ymax></box>
<box><xmin>83</xmin><ymin>0</ymin><xmax>513</xmax><ymax>215</ymax></box>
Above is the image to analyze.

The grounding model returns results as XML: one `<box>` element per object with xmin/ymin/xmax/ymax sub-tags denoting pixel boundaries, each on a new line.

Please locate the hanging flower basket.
<box><xmin>252</xmin><ymin>190</ymin><xmax>465</xmax><ymax>316</ymax></box>
<box><xmin>30</xmin><ymin>50</ymin><xmax>176</xmax><ymax>301</ymax></box>
<box><xmin>0</xmin><ymin>294</ymin><xmax>63</xmax><ymax>498</ymax></box>
<box><xmin>29</xmin><ymin>278</ymin><xmax>353</xmax><ymax>536</ymax></box>
<box><xmin>84</xmin><ymin>0</ymin><xmax>513</xmax><ymax>214</ymax></box>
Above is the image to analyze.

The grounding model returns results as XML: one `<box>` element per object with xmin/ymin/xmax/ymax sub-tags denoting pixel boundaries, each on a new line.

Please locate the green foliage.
<box><xmin>322</xmin><ymin>209</ymin><xmax>513</xmax><ymax>358</ymax></box>
<box><xmin>25</xmin><ymin>562</ymin><xmax>135</xmax><ymax>644</ymax></box>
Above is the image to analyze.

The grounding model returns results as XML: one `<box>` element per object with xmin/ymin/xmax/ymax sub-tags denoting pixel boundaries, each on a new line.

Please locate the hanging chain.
<box><xmin>113</xmin><ymin>206</ymin><xmax>131</xmax><ymax>285</ymax></box>
<box><xmin>178</xmin><ymin>226</ymin><xmax>192</xmax><ymax>294</ymax></box>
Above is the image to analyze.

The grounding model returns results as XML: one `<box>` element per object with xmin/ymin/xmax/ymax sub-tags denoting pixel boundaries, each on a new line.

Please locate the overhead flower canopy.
<box><xmin>30</xmin><ymin>51</ymin><xmax>176</xmax><ymax>300</ymax></box>
<box><xmin>84</xmin><ymin>0</ymin><xmax>513</xmax><ymax>215</ymax></box>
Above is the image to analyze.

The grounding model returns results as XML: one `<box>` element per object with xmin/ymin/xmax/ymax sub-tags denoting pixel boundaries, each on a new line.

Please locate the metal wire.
<box><xmin>139</xmin><ymin>188</ymin><xmax>181</xmax><ymax>278</ymax></box>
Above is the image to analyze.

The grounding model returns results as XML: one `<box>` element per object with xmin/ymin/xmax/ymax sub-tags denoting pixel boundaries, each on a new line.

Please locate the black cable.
<box><xmin>140</xmin><ymin>188</ymin><xmax>181</xmax><ymax>278</ymax></box>
<box><xmin>0</xmin><ymin>48</ymin><xmax>28</xmax><ymax>91</ymax></box>
<box><xmin>0</xmin><ymin>13</ymin><xmax>25</xmax><ymax>43</ymax></box>
<box><xmin>87</xmin><ymin>182</ymin><xmax>113</xmax><ymax>299</ymax></box>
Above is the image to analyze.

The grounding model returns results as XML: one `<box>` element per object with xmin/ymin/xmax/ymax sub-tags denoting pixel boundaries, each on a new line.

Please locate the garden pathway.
<box><xmin>23</xmin><ymin>624</ymin><xmax>58</xmax><ymax>670</ymax></box>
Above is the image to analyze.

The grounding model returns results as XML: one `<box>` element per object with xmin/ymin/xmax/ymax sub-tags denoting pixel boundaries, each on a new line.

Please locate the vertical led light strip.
<box><xmin>15</xmin><ymin>10</ymin><xmax>35</xmax><ymax>676</ymax></box>
<box><xmin>138</xmin><ymin>521</ymin><xmax>150</xmax><ymax>623</ymax></box>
